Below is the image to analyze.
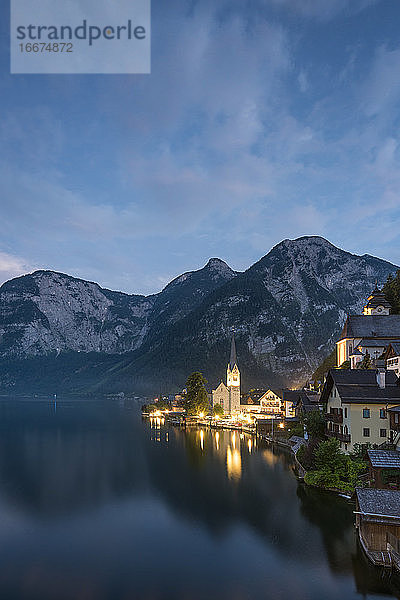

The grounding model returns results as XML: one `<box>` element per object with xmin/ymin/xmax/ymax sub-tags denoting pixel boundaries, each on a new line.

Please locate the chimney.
<box><xmin>377</xmin><ymin>369</ymin><xmax>386</xmax><ymax>389</ymax></box>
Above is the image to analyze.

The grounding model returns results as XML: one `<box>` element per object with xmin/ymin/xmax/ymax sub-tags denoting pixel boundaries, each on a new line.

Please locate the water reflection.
<box><xmin>0</xmin><ymin>400</ymin><xmax>397</xmax><ymax>600</ymax></box>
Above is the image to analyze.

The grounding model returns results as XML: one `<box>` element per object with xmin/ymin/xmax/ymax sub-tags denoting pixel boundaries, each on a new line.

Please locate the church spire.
<box><xmin>229</xmin><ymin>332</ymin><xmax>237</xmax><ymax>369</ymax></box>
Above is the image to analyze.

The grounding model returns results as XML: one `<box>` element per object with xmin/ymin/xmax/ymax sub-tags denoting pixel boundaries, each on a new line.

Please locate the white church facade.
<box><xmin>212</xmin><ymin>334</ymin><xmax>241</xmax><ymax>415</ymax></box>
<box><xmin>337</xmin><ymin>285</ymin><xmax>400</xmax><ymax>368</ymax></box>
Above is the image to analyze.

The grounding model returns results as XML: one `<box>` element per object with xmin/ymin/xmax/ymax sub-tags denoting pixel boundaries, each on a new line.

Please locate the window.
<box><xmin>363</xmin><ymin>408</ymin><xmax>370</xmax><ymax>418</ymax></box>
<box><xmin>363</xmin><ymin>428</ymin><xmax>370</xmax><ymax>437</ymax></box>
<box><xmin>344</xmin><ymin>407</ymin><xmax>348</xmax><ymax>418</ymax></box>
<box><xmin>380</xmin><ymin>409</ymin><xmax>386</xmax><ymax>419</ymax></box>
<box><xmin>380</xmin><ymin>429</ymin><xmax>387</xmax><ymax>438</ymax></box>
<box><xmin>396</xmin><ymin>414</ymin><xmax>400</xmax><ymax>424</ymax></box>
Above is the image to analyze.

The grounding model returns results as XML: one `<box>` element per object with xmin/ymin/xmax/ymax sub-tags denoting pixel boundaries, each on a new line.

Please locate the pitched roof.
<box><xmin>357</xmin><ymin>339</ymin><xmax>391</xmax><ymax>348</ymax></box>
<box><xmin>350</xmin><ymin>348</ymin><xmax>363</xmax><ymax>356</ymax></box>
<box><xmin>320</xmin><ymin>369</ymin><xmax>400</xmax><ymax>404</ymax></box>
<box><xmin>229</xmin><ymin>334</ymin><xmax>237</xmax><ymax>369</ymax></box>
<box><xmin>241</xmin><ymin>389</ymin><xmax>268</xmax><ymax>405</ymax></box>
<box><xmin>339</xmin><ymin>315</ymin><xmax>400</xmax><ymax>340</ymax></box>
<box><xmin>384</xmin><ymin>343</ymin><xmax>400</xmax><ymax>359</ymax></box>
<box><xmin>356</xmin><ymin>488</ymin><xmax>400</xmax><ymax>518</ymax></box>
<box><xmin>367</xmin><ymin>449</ymin><xmax>400</xmax><ymax>469</ymax></box>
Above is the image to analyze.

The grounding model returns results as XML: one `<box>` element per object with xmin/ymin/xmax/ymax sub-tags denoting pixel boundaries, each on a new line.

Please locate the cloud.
<box><xmin>0</xmin><ymin>251</ymin><xmax>33</xmax><ymax>287</ymax></box>
<box><xmin>360</xmin><ymin>46</ymin><xmax>400</xmax><ymax>117</ymax></box>
<box><xmin>267</xmin><ymin>0</ymin><xmax>378</xmax><ymax>20</ymax></box>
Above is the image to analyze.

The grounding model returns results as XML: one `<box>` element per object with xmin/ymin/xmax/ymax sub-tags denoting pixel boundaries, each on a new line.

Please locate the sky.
<box><xmin>1</xmin><ymin>0</ymin><xmax>400</xmax><ymax>295</ymax></box>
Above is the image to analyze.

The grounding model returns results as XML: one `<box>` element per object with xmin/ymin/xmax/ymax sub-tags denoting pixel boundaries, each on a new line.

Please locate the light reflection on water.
<box><xmin>0</xmin><ymin>399</ymin><xmax>398</xmax><ymax>600</ymax></box>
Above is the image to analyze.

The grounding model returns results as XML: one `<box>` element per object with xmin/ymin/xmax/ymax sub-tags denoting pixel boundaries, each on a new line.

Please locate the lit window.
<box><xmin>380</xmin><ymin>409</ymin><xmax>386</xmax><ymax>419</ymax></box>
<box><xmin>363</xmin><ymin>408</ymin><xmax>370</xmax><ymax>419</ymax></box>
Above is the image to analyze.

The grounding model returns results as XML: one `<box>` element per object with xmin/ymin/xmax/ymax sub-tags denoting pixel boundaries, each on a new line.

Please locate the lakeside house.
<box><xmin>336</xmin><ymin>286</ymin><xmax>400</xmax><ymax>368</ymax></box>
<box><xmin>320</xmin><ymin>369</ymin><xmax>400</xmax><ymax>453</ymax></box>
<box><xmin>355</xmin><ymin>488</ymin><xmax>400</xmax><ymax>571</ymax></box>
<box><xmin>240</xmin><ymin>388</ymin><xmax>283</xmax><ymax>417</ymax></box>
<box><xmin>384</xmin><ymin>343</ymin><xmax>400</xmax><ymax>378</ymax></box>
<box><xmin>367</xmin><ymin>449</ymin><xmax>400</xmax><ymax>489</ymax></box>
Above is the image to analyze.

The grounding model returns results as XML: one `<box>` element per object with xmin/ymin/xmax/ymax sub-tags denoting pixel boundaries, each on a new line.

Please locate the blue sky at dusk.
<box><xmin>1</xmin><ymin>0</ymin><xmax>400</xmax><ymax>294</ymax></box>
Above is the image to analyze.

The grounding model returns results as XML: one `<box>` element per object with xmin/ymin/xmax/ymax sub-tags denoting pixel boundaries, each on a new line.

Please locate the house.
<box><xmin>240</xmin><ymin>388</ymin><xmax>283</xmax><ymax>417</ymax></box>
<box><xmin>367</xmin><ymin>449</ymin><xmax>400</xmax><ymax>489</ymax></box>
<box><xmin>336</xmin><ymin>287</ymin><xmax>400</xmax><ymax>367</ymax></box>
<box><xmin>384</xmin><ymin>343</ymin><xmax>400</xmax><ymax>378</ymax></box>
<box><xmin>294</xmin><ymin>390</ymin><xmax>323</xmax><ymax>419</ymax></box>
<box><xmin>320</xmin><ymin>369</ymin><xmax>400</xmax><ymax>453</ymax></box>
<box><xmin>281</xmin><ymin>389</ymin><xmax>298</xmax><ymax>419</ymax></box>
<box><xmin>355</xmin><ymin>488</ymin><xmax>400</xmax><ymax>571</ymax></box>
<box><xmin>212</xmin><ymin>334</ymin><xmax>241</xmax><ymax>415</ymax></box>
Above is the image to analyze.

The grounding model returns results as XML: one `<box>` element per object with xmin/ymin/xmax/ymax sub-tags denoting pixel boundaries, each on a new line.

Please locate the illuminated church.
<box><xmin>212</xmin><ymin>334</ymin><xmax>241</xmax><ymax>415</ymax></box>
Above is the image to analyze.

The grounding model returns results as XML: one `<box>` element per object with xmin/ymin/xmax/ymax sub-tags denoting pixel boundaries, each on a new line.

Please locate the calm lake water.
<box><xmin>0</xmin><ymin>399</ymin><xmax>399</xmax><ymax>600</ymax></box>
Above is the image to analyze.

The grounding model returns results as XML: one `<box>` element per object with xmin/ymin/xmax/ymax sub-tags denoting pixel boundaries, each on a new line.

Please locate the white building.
<box><xmin>336</xmin><ymin>286</ymin><xmax>400</xmax><ymax>368</ymax></box>
<box><xmin>212</xmin><ymin>334</ymin><xmax>241</xmax><ymax>415</ymax></box>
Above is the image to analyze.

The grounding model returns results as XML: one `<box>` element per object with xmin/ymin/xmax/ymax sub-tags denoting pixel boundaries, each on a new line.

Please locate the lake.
<box><xmin>0</xmin><ymin>399</ymin><xmax>398</xmax><ymax>600</ymax></box>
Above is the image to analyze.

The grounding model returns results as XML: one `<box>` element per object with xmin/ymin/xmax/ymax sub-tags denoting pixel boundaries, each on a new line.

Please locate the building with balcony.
<box><xmin>240</xmin><ymin>388</ymin><xmax>283</xmax><ymax>417</ymax></box>
<box><xmin>320</xmin><ymin>369</ymin><xmax>400</xmax><ymax>453</ymax></box>
<box><xmin>384</xmin><ymin>343</ymin><xmax>400</xmax><ymax>378</ymax></box>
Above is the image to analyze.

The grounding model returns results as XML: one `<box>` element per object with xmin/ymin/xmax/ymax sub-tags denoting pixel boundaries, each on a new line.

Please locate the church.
<box><xmin>212</xmin><ymin>334</ymin><xmax>241</xmax><ymax>415</ymax></box>
<box><xmin>337</xmin><ymin>285</ymin><xmax>400</xmax><ymax>368</ymax></box>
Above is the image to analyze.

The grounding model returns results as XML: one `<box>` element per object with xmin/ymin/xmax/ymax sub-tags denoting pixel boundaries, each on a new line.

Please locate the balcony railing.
<box><xmin>326</xmin><ymin>430</ymin><xmax>351</xmax><ymax>443</ymax></box>
<box><xmin>390</xmin><ymin>418</ymin><xmax>400</xmax><ymax>432</ymax></box>
<box><xmin>326</xmin><ymin>412</ymin><xmax>343</xmax><ymax>424</ymax></box>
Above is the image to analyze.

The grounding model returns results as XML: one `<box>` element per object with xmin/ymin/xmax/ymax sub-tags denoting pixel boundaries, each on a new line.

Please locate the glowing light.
<box><xmin>199</xmin><ymin>412</ymin><xmax>205</xmax><ymax>419</ymax></box>
<box><xmin>279</xmin><ymin>422</ymin><xmax>284</xmax><ymax>429</ymax></box>
<box><xmin>215</xmin><ymin>415</ymin><xmax>220</xmax><ymax>421</ymax></box>
<box><xmin>231</xmin><ymin>433</ymin><xmax>236</xmax><ymax>449</ymax></box>
<box><xmin>248</xmin><ymin>438</ymin><xmax>252</xmax><ymax>453</ymax></box>
<box><xmin>227</xmin><ymin>447</ymin><xmax>242</xmax><ymax>480</ymax></box>
<box><xmin>215</xmin><ymin>431</ymin><xmax>220</xmax><ymax>451</ymax></box>
<box><xmin>200</xmin><ymin>429</ymin><xmax>204</xmax><ymax>451</ymax></box>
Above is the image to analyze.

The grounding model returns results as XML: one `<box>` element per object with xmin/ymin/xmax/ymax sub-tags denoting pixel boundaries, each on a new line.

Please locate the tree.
<box><xmin>357</xmin><ymin>351</ymin><xmax>373</xmax><ymax>369</ymax></box>
<box><xmin>305</xmin><ymin>438</ymin><xmax>366</xmax><ymax>492</ymax></box>
<box><xmin>185</xmin><ymin>372</ymin><xmax>210</xmax><ymax>416</ymax></box>
<box><xmin>312</xmin><ymin>347</ymin><xmax>336</xmax><ymax>382</ymax></box>
<box><xmin>339</xmin><ymin>360</ymin><xmax>350</xmax><ymax>369</ymax></box>
<box><xmin>304</xmin><ymin>409</ymin><xmax>325</xmax><ymax>440</ymax></box>
<box><xmin>213</xmin><ymin>403</ymin><xmax>224</xmax><ymax>417</ymax></box>
<box><xmin>383</xmin><ymin>270</ymin><xmax>400</xmax><ymax>314</ymax></box>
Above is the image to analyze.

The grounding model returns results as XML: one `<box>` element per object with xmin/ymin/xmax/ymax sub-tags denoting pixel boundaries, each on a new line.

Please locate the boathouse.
<box><xmin>367</xmin><ymin>449</ymin><xmax>400</xmax><ymax>489</ymax></box>
<box><xmin>355</xmin><ymin>488</ymin><xmax>400</xmax><ymax>571</ymax></box>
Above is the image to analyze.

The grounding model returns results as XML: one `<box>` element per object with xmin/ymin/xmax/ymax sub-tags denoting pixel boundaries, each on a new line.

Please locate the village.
<box><xmin>143</xmin><ymin>284</ymin><xmax>400</xmax><ymax>576</ymax></box>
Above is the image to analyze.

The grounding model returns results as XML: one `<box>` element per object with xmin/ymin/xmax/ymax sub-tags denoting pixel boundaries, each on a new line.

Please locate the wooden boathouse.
<box><xmin>355</xmin><ymin>488</ymin><xmax>400</xmax><ymax>571</ymax></box>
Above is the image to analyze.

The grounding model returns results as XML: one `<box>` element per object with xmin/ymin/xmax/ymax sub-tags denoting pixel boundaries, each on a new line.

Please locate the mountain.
<box><xmin>0</xmin><ymin>237</ymin><xmax>398</xmax><ymax>395</ymax></box>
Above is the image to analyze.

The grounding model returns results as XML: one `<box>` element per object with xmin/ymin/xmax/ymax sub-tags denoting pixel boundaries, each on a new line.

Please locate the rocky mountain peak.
<box><xmin>0</xmin><ymin>237</ymin><xmax>398</xmax><ymax>395</ymax></box>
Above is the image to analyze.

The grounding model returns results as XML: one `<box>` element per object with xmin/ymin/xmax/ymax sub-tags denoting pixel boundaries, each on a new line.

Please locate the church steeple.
<box><xmin>227</xmin><ymin>333</ymin><xmax>240</xmax><ymax>389</ymax></box>
<box><xmin>229</xmin><ymin>333</ymin><xmax>238</xmax><ymax>370</ymax></box>
<box><xmin>363</xmin><ymin>285</ymin><xmax>392</xmax><ymax>315</ymax></box>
